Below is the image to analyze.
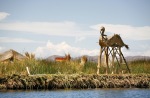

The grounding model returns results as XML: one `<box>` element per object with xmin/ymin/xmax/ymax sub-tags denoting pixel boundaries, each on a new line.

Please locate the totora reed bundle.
<box><xmin>0</xmin><ymin>74</ymin><xmax>149</xmax><ymax>90</ymax></box>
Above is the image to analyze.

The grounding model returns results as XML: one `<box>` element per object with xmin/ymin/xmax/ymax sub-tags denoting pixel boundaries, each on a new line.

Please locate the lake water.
<box><xmin>0</xmin><ymin>89</ymin><xmax>150</xmax><ymax>98</ymax></box>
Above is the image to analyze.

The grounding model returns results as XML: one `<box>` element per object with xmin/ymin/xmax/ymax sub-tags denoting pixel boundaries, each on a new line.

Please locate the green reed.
<box><xmin>0</xmin><ymin>59</ymin><xmax>150</xmax><ymax>75</ymax></box>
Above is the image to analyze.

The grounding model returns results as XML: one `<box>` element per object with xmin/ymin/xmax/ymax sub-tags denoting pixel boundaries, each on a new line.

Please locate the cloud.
<box><xmin>34</xmin><ymin>40</ymin><xmax>150</xmax><ymax>58</ymax></box>
<box><xmin>119</xmin><ymin>39</ymin><xmax>150</xmax><ymax>56</ymax></box>
<box><xmin>0</xmin><ymin>12</ymin><xmax>149</xmax><ymax>40</ymax></box>
<box><xmin>0</xmin><ymin>37</ymin><xmax>44</xmax><ymax>43</ymax></box>
<box><xmin>0</xmin><ymin>21</ymin><xmax>83</xmax><ymax>36</ymax></box>
<box><xmin>0</xmin><ymin>21</ymin><xmax>150</xmax><ymax>40</ymax></box>
<box><xmin>0</xmin><ymin>21</ymin><xmax>97</xmax><ymax>38</ymax></box>
<box><xmin>75</xmin><ymin>36</ymin><xmax>86</xmax><ymax>43</ymax></box>
<box><xmin>0</xmin><ymin>12</ymin><xmax>10</xmax><ymax>21</ymax></box>
<box><xmin>90</xmin><ymin>24</ymin><xmax>150</xmax><ymax>40</ymax></box>
<box><xmin>0</xmin><ymin>47</ymin><xmax>7</xmax><ymax>53</ymax></box>
<box><xmin>34</xmin><ymin>41</ymin><xmax>99</xmax><ymax>58</ymax></box>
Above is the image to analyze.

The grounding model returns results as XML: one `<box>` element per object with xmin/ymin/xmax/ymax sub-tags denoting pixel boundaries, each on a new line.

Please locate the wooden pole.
<box><xmin>97</xmin><ymin>47</ymin><xmax>102</xmax><ymax>74</ymax></box>
<box><xmin>120</xmin><ymin>51</ymin><xmax>131</xmax><ymax>73</ymax></box>
<box><xmin>97</xmin><ymin>47</ymin><xmax>105</xmax><ymax>74</ymax></box>
<box><xmin>105</xmin><ymin>47</ymin><xmax>110</xmax><ymax>74</ymax></box>
<box><xmin>112</xmin><ymin>47</ymin><xmax>115</xmax><ymax>74</ymax></box>
<box><xmin>114</xmin><ymin>47</ymin><xmax>131</xmax><ymax>73</ymax></box>
<box><xmin>97</xmin><ymin>54</ymin><xmax>100</xmax><ymax>74</ymax></box>
<box><xmin>114</xmin><ymin>47</ymin><xmax>120</xmax><ymax>74</ymax></box>
<box><xmin>26</xmin><ymin>67</ymin><xmax>30</xmax><ymax>75</ymax></box>
<box><xmin>119</xmin><ymin>47</ymin><xmax>122</xmax><ymax>63</ymax></box>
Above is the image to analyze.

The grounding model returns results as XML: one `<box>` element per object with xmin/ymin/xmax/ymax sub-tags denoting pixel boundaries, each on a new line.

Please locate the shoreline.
<box><xmin>0</xmin><ymin>74</ymin><xmax>149</xmax><ymax>90</ymax></box>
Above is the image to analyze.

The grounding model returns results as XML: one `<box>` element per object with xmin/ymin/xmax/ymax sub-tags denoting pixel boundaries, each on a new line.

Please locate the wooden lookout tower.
<box><xmin>97</xmin><ymin>26</ymin><xmax>131</xmax><ymax>74</ymax></box>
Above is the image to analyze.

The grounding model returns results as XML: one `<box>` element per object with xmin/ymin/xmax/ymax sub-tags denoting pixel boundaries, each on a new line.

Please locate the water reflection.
<box><xmin>0</xmin><ymin>88</ymin><xmax>150</xmax><ymax>98</ymax></box>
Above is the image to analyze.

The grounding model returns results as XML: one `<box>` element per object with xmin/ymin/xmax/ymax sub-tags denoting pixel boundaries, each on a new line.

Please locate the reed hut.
<box><xmin>0</xmin><ymin>49</ymin><xmax>26</xmax><ymax>62</ymax></box>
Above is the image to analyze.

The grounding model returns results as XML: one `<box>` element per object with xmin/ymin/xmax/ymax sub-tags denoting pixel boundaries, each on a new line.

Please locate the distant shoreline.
<box><xmin>0</xmin><ymin>74</ymin><xmax>149</xmax><ymax>90</ymax></box>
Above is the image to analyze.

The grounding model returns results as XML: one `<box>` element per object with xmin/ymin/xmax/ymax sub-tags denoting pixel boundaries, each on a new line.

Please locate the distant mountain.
<box><xmin>46</xmin><ymin>55</ymin><xmax>99</xmax><ymax>62</ymax></box>
<box><xmin>46</xmin><ymin>55</ymin><xmax>150</xmax><ymax>62</ymax></box>
<box><xmin>125</xmin><ymin>56</ymin><xmax>150</xmax><ymax>62</ymax></box>
<box><xmin>46</xmin><ymin>55</ymin><xmax>62</xmax><ymax>61</ymax></box>
<box><xmin>46</xmin><ymin>55</ymin><xmax>98</xmax><ymax>62</ymax></box>
<box><xmin>74</xmin><ymin>55</ymin><xmax>150</xmax><ymax>62</ymax></box>
<box><xmin>73</xmin><ymin>55</ymin><xmax>98</xmax><ymax>62</ymax></box>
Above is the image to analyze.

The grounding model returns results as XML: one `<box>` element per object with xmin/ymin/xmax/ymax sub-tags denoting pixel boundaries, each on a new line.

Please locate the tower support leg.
<box><xmin>120</xmin><ymin>51</ymin><xmax>131</xmax><ymax>73</ymax></box>
<box><xmin>104</xmin><ymin>47</ymin><xmax>110</xmax><ymax>74</ymax></box>
<box><xmin>97</xmin><ymin>47</ymin><xmax>103</xmax><ymax>74</ymax></box>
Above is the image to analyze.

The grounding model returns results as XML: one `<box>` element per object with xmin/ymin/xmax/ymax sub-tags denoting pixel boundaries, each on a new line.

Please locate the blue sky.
<box><xmin>0</xmin><ymin>0</ymin><xmax>150</xmax><ymax>58</ymax></box>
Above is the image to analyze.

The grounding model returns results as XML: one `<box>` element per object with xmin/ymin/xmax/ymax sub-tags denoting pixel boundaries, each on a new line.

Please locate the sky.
<box><xmin>0</xmin><ymin>0</ymin><xmax>150</xmax><ymax>58</ymax></box>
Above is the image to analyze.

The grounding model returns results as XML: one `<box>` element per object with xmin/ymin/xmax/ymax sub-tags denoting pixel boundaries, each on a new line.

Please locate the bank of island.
<box><xmin>0</xmin><ymin>74</ymin><xmax>149</xmax><ymax>90</ymax></box>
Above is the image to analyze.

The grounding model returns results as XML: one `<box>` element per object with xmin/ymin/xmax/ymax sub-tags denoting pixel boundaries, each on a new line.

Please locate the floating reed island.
<box><xmin>0</xmin><ymin>74</ymin><xmax>149</xmax><ymax>90</ymax></box>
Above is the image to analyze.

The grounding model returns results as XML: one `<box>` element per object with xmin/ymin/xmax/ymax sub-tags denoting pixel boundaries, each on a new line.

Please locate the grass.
<box><xmin>0</xmin><ymin>59</ymin><xmax>150</xmax><ymax>75</ymax></box>
<box><xmin>129</xmin><ymin>59</ymin><xmax>150</xmax><ymax>74</ymax></box>
<box><xmin>0</xmin><ymin>59</ymin><xmax>97</xmax><ymax>75</ymax></box>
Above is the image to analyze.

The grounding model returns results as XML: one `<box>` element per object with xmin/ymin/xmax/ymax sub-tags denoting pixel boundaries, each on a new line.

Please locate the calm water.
<box><xmin>0</xmin><ymin>89</ymin><xmax>150</xmax><ymax>98</ymax></box>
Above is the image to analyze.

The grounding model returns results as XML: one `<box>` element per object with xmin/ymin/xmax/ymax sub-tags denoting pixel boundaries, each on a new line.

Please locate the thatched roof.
<box><xmin>107</xmin><ymin>34</ymin><xmax>125</xmax><ymax>47</ymax></box>
<box><xmin>99</xmin><ymin>34</ymin><xmax>129</xmax><ymax>49</ymax></box>
<box><xmin>0</xmin><ymin>49</ymin><xmax>26</xmax><ymax>62</ymax></box>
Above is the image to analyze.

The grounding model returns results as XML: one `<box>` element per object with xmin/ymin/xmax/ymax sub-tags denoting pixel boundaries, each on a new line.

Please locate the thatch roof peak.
<box><xmin>0</xmin><ymin>49</ymin><xmax>26</xmax><ymax>62</ymax></box>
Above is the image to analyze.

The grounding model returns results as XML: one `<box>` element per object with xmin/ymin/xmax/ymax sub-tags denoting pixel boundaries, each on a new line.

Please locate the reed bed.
<box><xmin>0</xmin><ymin>58</ymin><xmax>149</xmax><ymax>90</ymax></box>
<box><xmin>129</xmin><ymin>59</ymin><xmax>150</xmax><ymax>74</ymax></box>
<box><xmin>0</xmin><ymin>59</ymin><xmax>98</xmax><ymax>75</ymax></box>
<box><xmin>0</xmin><ymin>59</ymin><xmax>150</xmax><ymax>75</ymax></box>
<box><xmin>0</xmin><ymin>74</ymin><xmax>149</xmax><ymax>90</ymax></box>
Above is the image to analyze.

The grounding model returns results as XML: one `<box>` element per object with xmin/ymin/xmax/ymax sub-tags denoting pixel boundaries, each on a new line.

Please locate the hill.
<box><xmin>46</xmin><ymin>55</ymin><xmax>150</xmax><ymax>62</ymax></box>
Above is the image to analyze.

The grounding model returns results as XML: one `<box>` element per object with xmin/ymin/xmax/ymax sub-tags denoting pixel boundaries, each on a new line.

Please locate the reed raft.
<box><xmin>0</xmin><ymin>74</ymin><xmax>149</xmax><ymax>90</ymax></box>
